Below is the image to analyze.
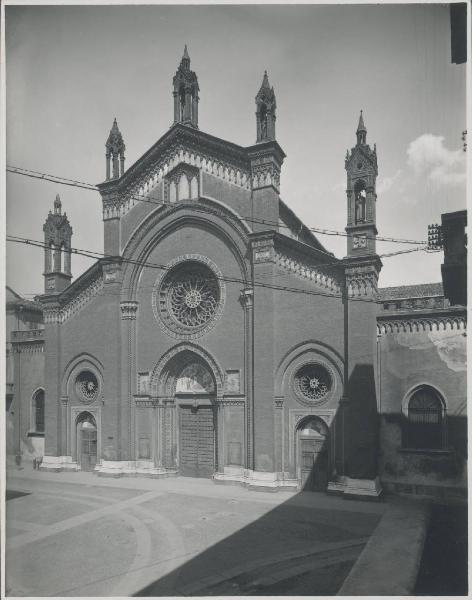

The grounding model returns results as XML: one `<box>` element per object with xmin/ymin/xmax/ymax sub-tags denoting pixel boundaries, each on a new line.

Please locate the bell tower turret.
<box><xmin>173</xmin><ymin>45</ymin><xmax>199</xmax><ymax>128</ymax></box>
<box><xmin>43</xmin><ymin>194</ymin><xmax>72</xmax><ymax>294</ymax></box>
<box><xmin>345</xmin><ymin>111</ymin><xmax>378</xmax><ymax>256</ymax></box>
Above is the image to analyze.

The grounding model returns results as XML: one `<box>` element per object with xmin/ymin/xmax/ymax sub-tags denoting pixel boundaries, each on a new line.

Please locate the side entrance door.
<box><xmin>180</xmin><ymin>405</ymin><xmax>216</xmax><ymax>478</ymax></box>
<box><xmin>300</xmin><ymin>437</ymin><xmax>328</xmax><ymax>491</ymax></box>
<box><xmin>80</xmin><ymin>423</ymin><xmax>97</xmax><ymax>472</ymax></box>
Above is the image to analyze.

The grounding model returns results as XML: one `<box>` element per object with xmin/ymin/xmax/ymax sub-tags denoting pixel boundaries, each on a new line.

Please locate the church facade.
<box><xmin>12</xmin><ymin>49</ymin><xmax>465</xmax><ymax>499</ymax></box>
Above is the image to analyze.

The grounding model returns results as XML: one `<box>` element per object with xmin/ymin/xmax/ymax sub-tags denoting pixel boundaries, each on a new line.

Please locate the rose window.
<box><xmin>75</xmin><ymin>370</ymin><xmax>99</xmax><ymax>403</ymax></box>
<box><xmin>162</xmin><ymin>262</ymin><xmax>220</xmax><ymax>328</ymax></box>
<box><xmin>295</xmin><ymin>364</ymin><xmax>331</xmax><ymax>401</ymax></box>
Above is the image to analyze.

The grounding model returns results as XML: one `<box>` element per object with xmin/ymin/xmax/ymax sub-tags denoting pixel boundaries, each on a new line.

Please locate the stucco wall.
<box><xmin>378</xmin><ymin>326</ymin><xmax>467</xmax><ymax>494</ymax></box>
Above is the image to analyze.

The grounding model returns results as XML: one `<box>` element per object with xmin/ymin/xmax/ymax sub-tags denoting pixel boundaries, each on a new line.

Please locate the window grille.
<box><xmin>404</xmin><ymin>388</ymin><xmax>444</xmax><ymax>450</ymax></box>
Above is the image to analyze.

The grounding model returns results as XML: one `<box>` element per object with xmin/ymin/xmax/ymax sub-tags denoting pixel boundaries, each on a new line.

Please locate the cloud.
<box><xmin>377</xmin><ymin>169</ymin><xmax>403</xmax><ymax>195</ymax></box>
<box><xmin>407</xmin><ymin>134</ymin><xmax>466</xmax><ymax>186</ymax></box>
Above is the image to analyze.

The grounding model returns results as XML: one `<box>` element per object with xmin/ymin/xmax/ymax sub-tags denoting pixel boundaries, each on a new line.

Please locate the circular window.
<box><xmin>75</xmin><ymin>371</ymin><xmax>99</xmax><ymax>404</ymax></box>
<box><xmin>153</xmin><ymin>257</ymin><xmax>225</xmax><ymax>339</ymax></box>
<box><xmin>294</xmin><ymin>364</ymin><xmax>332</xmax><ymax>403</ymax></box>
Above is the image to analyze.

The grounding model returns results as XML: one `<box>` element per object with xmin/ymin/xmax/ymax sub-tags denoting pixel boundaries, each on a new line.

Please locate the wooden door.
<box><xmin>300</xmin><ymin>437</ymin><xmax>328</xmax><ymax>491</ymax></box>
<box><xmin>180</xmin><ymin>406</ymin><xmax>215</xmax><ymax>478</ymax></box>
<box><xmin>80</xmin><ymin>427</ymin><xmax>97</xmax><ymax>472</ymax></box>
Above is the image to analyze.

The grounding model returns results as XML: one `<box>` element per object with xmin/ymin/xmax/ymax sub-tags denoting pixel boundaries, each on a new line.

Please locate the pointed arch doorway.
<box><xmin>297</xmin><ymin>416</ymin><xmax>329</xmax><ymax>491</ymax></box>
<box><xmin>77</xmin><ymin>412</ymin><xmax>97</xmax><ymax>472</ymax></box>
<box><xmin>175</xmin><ymin>361</ymin><xmax>217</xmax><ymax>478</ymax></box>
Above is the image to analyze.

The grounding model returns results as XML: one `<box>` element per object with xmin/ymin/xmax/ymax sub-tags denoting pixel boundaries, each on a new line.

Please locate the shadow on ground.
<box><xmin>6</xmin><ymin>490</ymin><xmax>31</xmax><ymax>501</ymax></box>
<box><xmin>415</xmin><ymin>502</ymin><xmax>468</xmax><ymax>596</ymax></box>
<box><xmin>135</xmin><ymin>488</ymin><xmax>383</xmax><ymax>596</ymax></box>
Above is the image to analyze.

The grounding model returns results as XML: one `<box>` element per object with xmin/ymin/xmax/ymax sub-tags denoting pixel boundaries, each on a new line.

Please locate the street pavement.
<box><xmin>5</xmin><ymin>468</ymin><xmax>387</xmax><ymax>596</ymax></box>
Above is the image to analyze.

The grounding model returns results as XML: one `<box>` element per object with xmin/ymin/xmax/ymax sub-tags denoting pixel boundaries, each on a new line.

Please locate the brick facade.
<box><xmin>9</xmin><ymin>50</ymin><xmax>466</xmax><ymax>499</ymax></box>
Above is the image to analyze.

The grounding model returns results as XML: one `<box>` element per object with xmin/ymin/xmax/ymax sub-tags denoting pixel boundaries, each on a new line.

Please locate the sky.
<box><xmin>5</xmin><ymin>3</ymin><xmax>467</xmax><ymax>298</ymax></box>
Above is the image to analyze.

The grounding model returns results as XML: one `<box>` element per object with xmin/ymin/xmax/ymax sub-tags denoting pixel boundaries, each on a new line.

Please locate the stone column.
<box><xmin>215</xmin><ymin>400</ymin><xmax>224</xmax><ymax>472</ymax></box>
<box><xmin>120</xmin><ymin>301</ymin><xmax>138</xmax><ymax>462</ymax></box>
<box><xmin>60</xmin><ymin>396</ymin><xmax>69</xmax><ymax>456</ymax></box>
<box><xmin>151</xmin><ymin>399</ymin><xmax>158</xmax><ymax>466</ymax></box>
<box><xmin>240</xmin><ymin>288</ymin><xmax>254</xmax><ymax>470</ymax></box>
<box><xmin>162</xmin><ymin>398</ymin><xmax>175</xmax><ymax>469</ymax></box>
<box><xmin>274</xmin><ymin>398</ymin><xmax>284</xmax><ymax>474</ymax></box>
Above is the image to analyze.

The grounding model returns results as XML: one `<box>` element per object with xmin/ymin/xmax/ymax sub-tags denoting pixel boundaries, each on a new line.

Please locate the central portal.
<box><xmin>173</xmin><ymin>359</ymin><xmax>217</xmax><ymax>478</ymax></box>
<box><xmin>179</xmin><ymin>405</ymin><xmax>216</xmax><ymax>478</ymax></box>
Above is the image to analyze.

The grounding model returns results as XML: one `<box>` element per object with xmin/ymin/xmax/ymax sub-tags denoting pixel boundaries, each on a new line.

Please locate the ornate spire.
<box><xmin>173</xmin><ymin>47</ymin><xmax>199</xmax><ymax>128</ymax></box>
<box><xmin>255</xmin><ymin>71</ymin><xmax>277</xmax><ymax>143</ymax></box>
<box><xmin>54</xmin><ymin>193</ymin><xmax>62</xmax><ymax>215</ymax></box>
<box><xmin>356</xmin><ymin>110</ymin><xmax>367</xmax><ymax>145</ymax></box>
<box><xmin>105</xmin><ymin>118</ymin><xmax>126</xmax><ymax>180</ymax></box>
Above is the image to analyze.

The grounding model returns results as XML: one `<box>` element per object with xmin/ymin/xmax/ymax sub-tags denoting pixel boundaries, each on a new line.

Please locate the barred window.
<box><xmin>33</xmin><ymin>389</ymin><xmax>45</xmax><ymax>433</ymax></box>
<box><xmin>404</xmin><ymin>387</ymin><xmax>444</xmax><ymax>450</ymax></box>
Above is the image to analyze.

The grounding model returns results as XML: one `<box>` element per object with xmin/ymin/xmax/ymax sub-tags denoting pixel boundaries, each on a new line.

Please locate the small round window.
<box><xmin>75</xmin><ymin>370</ymin><xmax>99</xmax><ymax>404</ymax></box>
<box><xmin>295</xmin><ymin>364</ymin><xmax>332</xmax><ymax>403</ymax></box>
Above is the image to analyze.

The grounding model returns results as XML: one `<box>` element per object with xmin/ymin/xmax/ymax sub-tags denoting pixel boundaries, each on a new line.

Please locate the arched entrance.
<box><xmin>77</xmin><ymin>412</ymin><xmax>97</xmax><ymax>472</ymax></box>
<box><xmin>175</xmin><ymin>360</ymin><xmax>217</xmax><ymax>478</ymax></box>
<box><xmin>297</xmin><ymin>416</ymin><xmax>329</xmax><ymax>491</ymax></box>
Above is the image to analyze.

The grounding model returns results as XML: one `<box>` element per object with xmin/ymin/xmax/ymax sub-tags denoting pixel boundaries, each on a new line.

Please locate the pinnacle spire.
<box><xmin>173</xmin><ymin>46</ymin><xmax>199</xmax><ymax>128</ymax></box>
<box><xmin>54</xmin><ymin>193</ymin><xmax>62</xmax><ymax>215</ymax></box>
<box><xmin>255</xmin><ymin>71</ymin><xmax>277</xmax><ymax>142</ymax></box>
<box><xmin>357</xmin><ymin>110</ymin><xmax>367</xmax><ymax>133</ymax></box>
<box><xmin>356</xmin><ymin>110</ymin><xmax>367</xmax><ymax>145</ymax></box>
<box><xmin>105</xmin><ymin>117</ymin><xmax>126</xmax><ymax>180</ymax></box>
<box><xmin>260</xmin><ymin>70</ymin><xmax>270</xmax><ymax>91</ymax></box>
<box><xmin>180</xmin><ymin>44</ymin><xmax>191</xmax><ymax>70</ymax></box>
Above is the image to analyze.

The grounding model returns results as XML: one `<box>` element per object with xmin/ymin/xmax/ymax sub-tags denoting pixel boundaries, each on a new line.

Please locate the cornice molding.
<box><xmin>377</xmin><ymin>313</ymin><xmax>467</xmax><ymax>334</ymax></box>
<box><xmin>43</xmin><ymin>274</ymin><xmax>104</xmax><ymax>324</ymax></box>
<box><xmin>274</xmin><ymin>248</ymin><xmax>342</xmax><ymax>294</ymax></box>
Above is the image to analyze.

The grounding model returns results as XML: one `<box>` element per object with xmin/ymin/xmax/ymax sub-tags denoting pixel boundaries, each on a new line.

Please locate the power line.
<box><xmin>6</xmin><ymin>234</ymin><xmax>427</xmax><ymax>305</ymax></box>
<box><xmin>7</xmin><ymin>164</ymin><xmax>429</xmax><ymax>246</ymax></box>
<box><xmin>6</xmin><ymin>232</ymin><xmax>424</xmax><ymax>273</ymax></box>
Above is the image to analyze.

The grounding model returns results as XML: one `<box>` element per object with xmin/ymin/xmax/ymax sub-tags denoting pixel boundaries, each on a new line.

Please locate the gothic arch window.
<box><xmin>190</xmin><ymin>176</ymin><xmax>198</xmax><ymax>199</ymax></box>
<box><xmin>45</xmin><ymin>241</ymin><xmax>54</xmax><ymax>272</ymax></box>
<box><xmin>354</xmin><ymin>180</ymin><xmax>367</xmax><ymax>224</ymax></box>
<box><xmin>179</xmin><ymin>85</ymin><xmax>186</xmax><ymax>121</ymax></box>
<box><xmin>260</xmin><ymin>104</ymin><xmax>268</xmax><ymax>138</ymax></box>
<box><xmin>404</xmin><ymin>386</ymin><xmax>445</xmax><ymax>450</ymax></box>
<box><xmin>178</xmin><ymin>174</ymin><xmax>190</xmax><ymax>200</ymax></box>
<box><xmin>169</xmin><ymin>181</ymin><xmax>177</xmax><ymax>203</ymax></box>
<box><xmin>59</xmin><ymin>242</ymin><xmax>66</xmax><ymax>273</ymax></box>
<box><xmin>32</xmin><ymin>389</ymin><xmax>45</xmax><ymax>433</ymax></box>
